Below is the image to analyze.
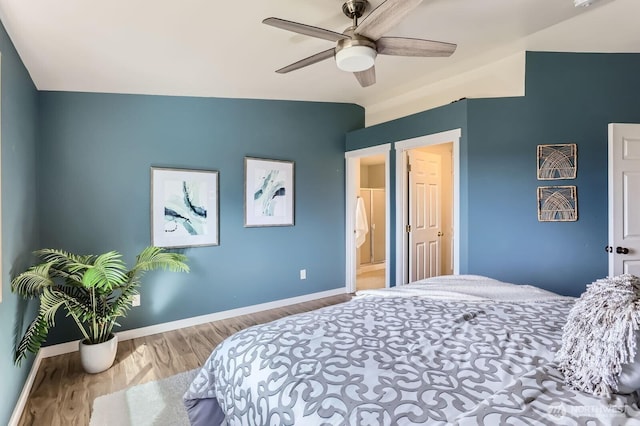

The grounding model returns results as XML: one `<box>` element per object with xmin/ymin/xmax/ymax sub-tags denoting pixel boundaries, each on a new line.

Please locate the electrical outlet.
<box><xmin>300</xmin><ymin>269</ymin><xmax>307</xmax><ymax>280</ymax></box>
<box><xmin>132</xmin><ymin>294</ymin><xmax>141</xmax><ymax>307</ymax></box>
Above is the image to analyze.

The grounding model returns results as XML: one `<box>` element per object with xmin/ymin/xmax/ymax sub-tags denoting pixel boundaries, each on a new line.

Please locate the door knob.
<box><xmin>437</xmin><ymin>231</ymin><xmax>444</xmax><ymax>237</ymax></box>
<box><xmin>605</xmin><ymin>246</ymin><xmax>613</xmax><ymax>253</ymax></box>
<box><xmin>616</xmin><ymin>247</ymin><xmax>630</xmax><ymax>254</ymax></box>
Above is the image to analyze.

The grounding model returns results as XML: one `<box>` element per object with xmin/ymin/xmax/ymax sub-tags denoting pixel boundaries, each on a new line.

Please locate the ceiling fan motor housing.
<box><xmin>335</xmin><ymin>34</ymin><xmax>377</xmax><ymax>72</ymax></box>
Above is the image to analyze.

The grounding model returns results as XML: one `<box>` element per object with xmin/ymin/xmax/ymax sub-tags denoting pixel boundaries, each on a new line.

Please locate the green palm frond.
<box><xmin>108</xmin><ymin>285</ymin><xmax>139</xmax><ymax>321</ymax></box>
<box><xmin>14</xmin><ymin>287</ymin><xmax>67</xmax><ymax>365</ymax></box>
<box><xmin>108</xmin><ymin>248</ymin><xmax>188</xmax><ymax>322</ymax></box>
<box><xmin>131</xmin><ymin>247</ymin><xmax>190</xmax><ymax>275</ymax></box>
<box><xmin>39</xmin><ymin>288</ymin><xmax>70</xmax><ymax>325</ymax></box>
<box><xmin>57</xmin><ymin>284</ymin><xmax>90</xmax><ymax>300</ymax></box>
<box><xmin>11</xmin><ymin>263</ymin><xmax>56</xmax><ymax>298</ymax></box>
<box><xmin>56</xmin><ymin>289</ymin><xmax>93</xmax><ymax>320</ymax></box>
<box><xmin>82</xmin><ymin>251</ymin><xmax>127</xmax><ymax>291</ymax></box>
<box><xmin>36</xmin><ymin>248</ymin><xmax>93</xmax><ymax>265</ymax></box>
<box><xmin>36</xmin><ymin>249</ymin><xmax>95</xmax><ymax>282</ymax></box>
<box><xmin>15</xmin><ymin>313</ymin><xmax>51</xmax><ymax>365</ymax></box>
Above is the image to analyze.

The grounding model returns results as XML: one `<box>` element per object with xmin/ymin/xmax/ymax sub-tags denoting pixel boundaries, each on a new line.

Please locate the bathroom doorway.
<box><xmin>345</xmin><ymin>144</ymin><xmax>390</xmax><ymax>293</ymax></box>
<box><xmin>356</xmin><ymin>156</ymin><xmax>387</xmax><ymax>291</ymax></box>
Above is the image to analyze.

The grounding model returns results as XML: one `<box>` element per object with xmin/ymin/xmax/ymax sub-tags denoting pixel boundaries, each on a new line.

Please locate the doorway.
<box><xmin>395</xmin><ymin>129</ymin><xmax>461</xmax><ymax>285</ymax></box>
<box><xmin>345</xmin><ymin>144</ymin><xmax>391</xmax><ymax>293</ymax></box>
<box><xmin>356</xmin><ymin>157</ymin><xmax>387</xmax><ymax>290</ymax></box>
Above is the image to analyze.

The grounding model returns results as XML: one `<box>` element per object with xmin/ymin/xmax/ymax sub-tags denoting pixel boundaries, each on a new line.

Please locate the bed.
<box><xmin>183</xmin><ymin>275</ymin><xmax>640</xmax><ymax>425</ymax></box>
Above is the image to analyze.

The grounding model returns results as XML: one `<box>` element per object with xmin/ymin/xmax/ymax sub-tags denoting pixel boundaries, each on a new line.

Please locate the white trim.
<box><xmin>395</xmin><ymin>129</ymin><xmax>462</xmax><ymax>285</ymax></box>
<box><xmin>0</xmin><ymin>53</ymin><xmax>3</xmax><ymax>304</ymax></box>
<box><xmin>608</xmin><ymin>123</ymin><xmax>615</xmax><ymax>277</ymax></box>
<box><xmin>345</xmin><ymin>144</ymin><xmax>392</xmax><ymax>291</ymax></box>
<box><xmin>384</xmin><ymin>151</ymin><xmax>391</xmax><ymax>287</ymax></box>
<box><xmin>8</xmin><ymin>352</ymin><xmax>43</xmax><ymax>426</ymax></box>
<box><xmin>395</xmin><ymin>129</ymin><xmax>462</xmax><ymax>152</ymax></box>
<box><xmin>345</xmin><ymin>144</ymin><xmax>391</xmax><ymax>158</ymax></box>
<box><xmin>9</xmin><ymin>287</ymin><xmax>346</xmax><ymax>423</ymax></box>
<box><xmin>345</xmin><ymin>156</ymin><xmax>358</xmax><ymax>293</ymax></box>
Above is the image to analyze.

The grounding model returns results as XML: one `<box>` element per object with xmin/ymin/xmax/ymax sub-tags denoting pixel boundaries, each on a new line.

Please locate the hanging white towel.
<box><xmin>355</xmin><ymin>196</ymin><xmax>369</xmax><ymax>248</ymax></box>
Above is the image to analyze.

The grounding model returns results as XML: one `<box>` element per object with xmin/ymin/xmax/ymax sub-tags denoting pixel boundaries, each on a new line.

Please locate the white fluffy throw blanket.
<box><xmin>557</xmin><ymin>274</ymin><xmax>640</xmax><ymax>396</ymax></box>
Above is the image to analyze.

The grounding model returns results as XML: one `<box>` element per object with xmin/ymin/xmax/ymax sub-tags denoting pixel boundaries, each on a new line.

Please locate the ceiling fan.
<box><xmin>263</xmin><ymin>0</ymin><xmax>457</xmax><ymax>87</ymax></box>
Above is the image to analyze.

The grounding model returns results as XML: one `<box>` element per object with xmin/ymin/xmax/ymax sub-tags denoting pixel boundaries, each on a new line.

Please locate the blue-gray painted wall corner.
<box><xmin>0</xmin><ymin>17</ymin><xmax>40</xmax><ymax>426</ymax></box>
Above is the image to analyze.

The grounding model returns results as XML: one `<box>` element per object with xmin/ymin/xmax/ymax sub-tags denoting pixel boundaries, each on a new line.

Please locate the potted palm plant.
<box><xmin>12</xmin><ymin>246</ymin><xmax>189</xmax><ymax>373</ymax></box>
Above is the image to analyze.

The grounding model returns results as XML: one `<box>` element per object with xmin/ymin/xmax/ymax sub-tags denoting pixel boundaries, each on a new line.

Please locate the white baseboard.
<box><xmin>10</xmin><ymin>287</ymin><xmax>347</xmax><ymax>425</ymax></box>
<box><xmin>8</xmin><ymin>352</ymin><xmax>44</xmax><ymax>426</ymax></box>
<box><xmin>115</xmin><ymin>287</ymin><xmax>347</xmax><ymax>343</ymax></box>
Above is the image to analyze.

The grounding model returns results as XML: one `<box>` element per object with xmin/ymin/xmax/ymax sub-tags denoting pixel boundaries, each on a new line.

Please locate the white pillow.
<box><xmin>617</xmin><ymin>333</ymin><xmax>640</xmax><ymax>394</ymax></box>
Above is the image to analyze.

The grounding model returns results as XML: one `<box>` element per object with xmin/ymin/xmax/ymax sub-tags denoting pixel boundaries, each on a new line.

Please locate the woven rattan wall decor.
<box><xmin>537</xmin><ymin>185</ymin><xmax>578</xmax><ymax>222</ymax></box>
<box><xmin>537</xmin><ymin>143</ymin><xmax>577</xmax><ymax>180</ymax></box>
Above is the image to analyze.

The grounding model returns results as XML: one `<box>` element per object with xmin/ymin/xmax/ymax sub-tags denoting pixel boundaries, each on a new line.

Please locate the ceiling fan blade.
<box><xmin>354</xmin><ymin>67</ymin><xmax>376</xmax><ymax>87</ymax></box>
<box><xmin>377</xmin><ymin>37</ymin><xmax>457</xmax><ymax>57</ymax></box>
<box><xmin>276</xmin><ymin>48</ymin><xmax>335</xmax><ymax>74</ymax></box>
<box><xmin>355</xmin><ymin>0</ymin><xmax>423</xmax><ymax>41</ymax></box>
<box><xmin>263</xmin><ymin>17</ymin><xmax>349</xmax><ymax>42</ymax></box>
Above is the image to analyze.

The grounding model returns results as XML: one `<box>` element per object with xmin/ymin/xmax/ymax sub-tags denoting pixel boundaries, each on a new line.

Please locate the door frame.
<box><xmin>345</xmin><ymin>144</ymin><xmax>391</xmax><ymax>293</ymax></box>
<box><xmin>608</xmin><ymin>123</ymin><xmax>640</xmax><ymax>276</ymax></box>
<box><xmin>608</xmin><ymin>123</ymin><xmax>617</xmax><ymax>276</ymax></box>
<box><xmin>395</xmin><ymin>129</ymin><xmax>461</xmax><ymax>285</ymax></box>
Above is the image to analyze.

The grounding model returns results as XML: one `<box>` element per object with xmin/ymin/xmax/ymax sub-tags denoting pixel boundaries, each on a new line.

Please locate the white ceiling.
<box><xmin>0</xmin><ymin>0</ymin><xmax>638</xmax><ymax>124</ymax></box>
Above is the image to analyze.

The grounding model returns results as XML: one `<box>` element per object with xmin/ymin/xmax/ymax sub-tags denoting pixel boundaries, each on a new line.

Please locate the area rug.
<box><xmin>89</xmin><ymin>369</ymin><xmax>199</xmax><ymax>426</ymax></box>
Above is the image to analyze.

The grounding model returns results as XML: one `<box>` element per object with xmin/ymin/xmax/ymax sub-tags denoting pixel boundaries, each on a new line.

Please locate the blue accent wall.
<box><xmin>345</xmin><ymin>100</ymin><xmax>469</xmax><ymax>282</ymax></box>
<box><xmin>37</xmin><ymin>92</ymin><xmax>364</xmax><ymax>344</ymax></box>
<box><xmin>466</xmin><ymin>52</ymin><xmax>640</xmax><ymax>296</ymax></box>
<box><xmin>0</xmin><ymin>20</ymin><xmax>39</xmax><ymax>426</ymax></box>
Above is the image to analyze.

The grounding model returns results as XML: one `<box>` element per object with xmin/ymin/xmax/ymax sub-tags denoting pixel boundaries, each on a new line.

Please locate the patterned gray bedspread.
<box><xmin>184</xmin><ymin>283</ymin><xmax>640</xmax><ymax>425</ymax></box>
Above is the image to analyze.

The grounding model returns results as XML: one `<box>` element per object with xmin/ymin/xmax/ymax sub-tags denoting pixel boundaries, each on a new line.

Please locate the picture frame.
<box><xmin>537</xmin><ymin>143</ymin><xmax>577</xmax><ymax>180</ymax></box>
<box><xmin>151</xmin><ymin>167</ymin><xmax>219</xmax><ymax>248</ymax></box>
<box><xmin>537</xmin><ymin>185</ymin><xmax>578</xmax><ymax>222</ymax></box>
<box><xmin>244</xmin><ymin>157</ymin><xmax>295</xmax><ymax>227</ymax></box>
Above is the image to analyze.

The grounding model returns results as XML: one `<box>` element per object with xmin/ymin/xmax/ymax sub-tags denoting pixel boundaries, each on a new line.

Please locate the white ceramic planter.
<box><xmin>79</xmin><ymin>334</ymin><xmax>118</xmax><ymax>374</ymax></box>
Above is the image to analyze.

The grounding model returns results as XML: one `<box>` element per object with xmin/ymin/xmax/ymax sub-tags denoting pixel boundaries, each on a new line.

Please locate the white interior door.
<box><xmin>408</xmin><ymin>150</ymin><xmax>442</xmax><ymax>281</ymax></box>
<box><xmin>608</xmin><ymin>123</ymin><xmax>640</xmax><ymax>276</ymax></box>
<box><xmin>395</xmin><ymin>128</ymin><xmax>461</xmax><ymax>286</ymax></box>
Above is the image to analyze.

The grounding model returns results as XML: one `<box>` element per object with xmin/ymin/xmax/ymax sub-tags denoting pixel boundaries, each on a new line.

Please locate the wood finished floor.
<box><xmin>17</xmin><ymin>293</ymin><xmax>352</xmax><ymax>426</ymax></box>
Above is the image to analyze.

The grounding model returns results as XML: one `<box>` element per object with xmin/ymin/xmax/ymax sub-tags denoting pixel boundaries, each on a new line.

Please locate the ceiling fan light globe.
<box><xmin>336</xmin><ymin>46</ymin><xmax>377</xmax><ymax>72</ymax></box>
